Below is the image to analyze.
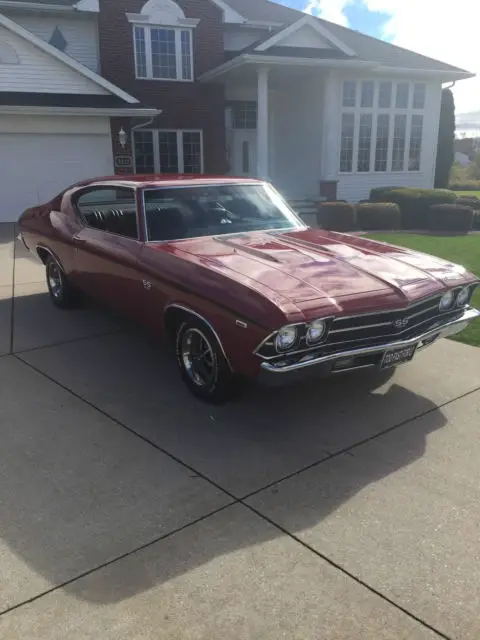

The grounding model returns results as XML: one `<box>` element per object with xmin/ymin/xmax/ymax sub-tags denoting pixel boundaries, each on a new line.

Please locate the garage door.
<box><xmin>0</xmin><ymin>133</ymin><xmax>113</xmax><ymax>223</ymax></box>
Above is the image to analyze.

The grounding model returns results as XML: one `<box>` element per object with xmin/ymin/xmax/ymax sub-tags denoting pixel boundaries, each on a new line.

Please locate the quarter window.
<box><xmin>134</xmin><ymin>130</ymin><xmax>203</xmax><ymax>174</ymax></box>
<box><xmin>76</xmin><ymin>188</ymin><xmax>138</xmax><ymax>239</ymax></box>
<box><xmin>134</xmin><ymin>25</ymin><xmax>193</xmax><ymax>81</ymax></box>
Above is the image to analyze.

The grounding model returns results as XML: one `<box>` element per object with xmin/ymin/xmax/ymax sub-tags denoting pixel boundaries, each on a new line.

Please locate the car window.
<box><xmin>76</xmin><ymin>187</ymin><xmax>139</xmax><ymax>240</ymax></box>
<box><xmin>143</xmin><ymin>183</ymin><xmax>303</xmax><ymax>242</ymax></box>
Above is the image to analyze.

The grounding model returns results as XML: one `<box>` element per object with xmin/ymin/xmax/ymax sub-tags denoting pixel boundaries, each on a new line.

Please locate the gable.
<box><xmin>0</xmin><ymin>24</ymin><xmax>108</xmax><ymax>94</ymax></box>
<box><xmin>279</xmin><ymin>24</ymin><xmax>332</xmax><ymax>50</ymax></box>
<box><xmin>254</xmin><ymin>15</ymin><xmax>356</xmax><ymax>57</ymax></box>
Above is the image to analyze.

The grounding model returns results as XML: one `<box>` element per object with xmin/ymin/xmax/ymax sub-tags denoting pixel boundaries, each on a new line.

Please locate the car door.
<box><xmin>71</xmin><ymin>186</ymin><xmax>145</xmax><ymax>318</ymax></box>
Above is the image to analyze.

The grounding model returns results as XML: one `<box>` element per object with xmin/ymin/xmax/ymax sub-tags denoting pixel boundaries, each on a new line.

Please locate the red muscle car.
<box><xmin>18</xmin><ymin>175</ymin><xmax>480</xmax><ymax>403</ymax></box>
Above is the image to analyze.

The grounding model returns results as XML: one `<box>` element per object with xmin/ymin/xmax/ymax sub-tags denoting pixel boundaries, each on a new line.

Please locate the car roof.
<box><xmin>72</xmin><ymin>174</ymin><xmax>264</xmax><ymax>190</ymax></box>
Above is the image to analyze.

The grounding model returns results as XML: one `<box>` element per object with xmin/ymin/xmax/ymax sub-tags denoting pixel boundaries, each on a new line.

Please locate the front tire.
<box><xmin>175</xmin><ymin>317</ymin><xmax>236</xmax><ymax>404</ymax></box>
<box><xmin>45</xmin><ymin>256</ymin><xmax>79</xmax><ymax>309</ymax></box>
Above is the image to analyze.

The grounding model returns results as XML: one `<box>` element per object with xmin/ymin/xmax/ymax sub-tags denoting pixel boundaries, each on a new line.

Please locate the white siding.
<box><xmin>1</xmin><ymin>11</ymin><xmax>99</xmax><ymax>72</ymax></box>
<box><xmin>322</xmin><ymin>75</ymin><xmax>443</xmax><ymax>202</ymax></box>
<box><xmin>271</xmin><ymin>75</ymin><xmax>324</xmax><ymax>198</ymax></box>
<box><xmin>280</xmin><ymin>26</ymin><xmax>331</xmax><ymax>49</ymax></box>
<box><xmin>0</xmin><ymin>24</ymin><xmax>108</xmax><ymax>94</ymax></box>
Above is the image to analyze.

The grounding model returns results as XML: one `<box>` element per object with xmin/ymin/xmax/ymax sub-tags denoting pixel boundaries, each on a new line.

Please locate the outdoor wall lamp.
<box><xmin>118</xmin><ymin>127</ymin><xmax>128</xmax><ymax>149</ymax></box>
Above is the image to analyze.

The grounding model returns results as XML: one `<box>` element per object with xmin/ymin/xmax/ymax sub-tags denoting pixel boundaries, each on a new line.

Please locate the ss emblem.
<box><xmin>142</xmin><ymin>280</ymin><xmax>152</xmax><ymax>291</ymax></box>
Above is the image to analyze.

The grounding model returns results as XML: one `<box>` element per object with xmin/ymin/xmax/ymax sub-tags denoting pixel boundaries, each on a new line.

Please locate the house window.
<box><xmin>342</xmin><ymin>81</ymin><xmax>357</xmax><ymax>107</ymax></box>
<box><xmin>409</xmin><ymin>115</ymin><xmax>423</xmax><ymax>170</ymax></box>
<box><xmin>392</xmin><ymin>115</ymin><xmax>407</xmax><ymax>171</ymax></box>
<box><xmin>231</xmin><ymin>102</ymin><xmax>257</xmax><ymax>129</ymax></box>
<box><xmin>375</xmin><ymin>114</ymin><xmax>390</xmax><ymax>172</ymax></box>
<box><xmin>378</xmin><ymin>82</ymin><xmax>392</xmax><ymax>109</ymax></box>
<box><xmin>133</xmin><ymin>25</ymin><xmax>193</xmax><ymax>81</ymax></box>
<box><xmin>357</xmin><ymin>114</ymin><xmax>372</xmax><ymax>172</ymax></box>
<box><xmin>413</xmin><ymin>83</ymin><xmax>426</xmax><ymax>109</ymax></box>
<box><xmin>361</xmin><ymin>81</ymin><xmax>374</xmax><ymax>108</ymax></box>
<box><xmin>395</xmin><ymin>82</ymin><xmax>410</xmax><ymax>109</ymax></box>
<box><xmin>134</xmin><ymin>130</ymin><xmax>203</xmax><ymax>174</ymax></box>
<box><xmin>339</xmin><ymin>80</ymin><xmax>425</xmax><ymax>173</ymax></box>
<box><xmin>340</xmin><ymin>113</ymin><xmax>355</xmax><ymax>172</ymax></box>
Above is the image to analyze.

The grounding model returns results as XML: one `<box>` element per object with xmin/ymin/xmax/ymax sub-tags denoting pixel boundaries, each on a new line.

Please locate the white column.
<box><xmin>256</xmin><ymin>66</ymin><xmax>270</xmax><ymax>179</ymax></box>
<box><xmin>321</xmin><ymin>71</ymin><xmax>340</xmax><ymax>180</ymax></box>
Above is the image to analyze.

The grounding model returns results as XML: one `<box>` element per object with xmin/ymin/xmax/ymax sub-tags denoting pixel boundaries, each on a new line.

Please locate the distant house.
<box><xmin>455</xmin><ymin>152</ymin><xmax>472</xmax><ymax>167</ymax></box>
<box><xmin>0</xmin><ymin>0</ymin><xmax>476</xmax><ymax>223</ymax></box>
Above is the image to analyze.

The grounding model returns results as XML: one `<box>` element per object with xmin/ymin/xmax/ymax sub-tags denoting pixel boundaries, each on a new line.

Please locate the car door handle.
<box><xmin>72</xmin><ymin>237</ymin><xmax>86</xmax><ymax>246</ymax></box>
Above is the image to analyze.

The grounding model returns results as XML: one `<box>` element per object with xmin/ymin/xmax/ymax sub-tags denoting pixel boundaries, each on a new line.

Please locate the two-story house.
<box><xmin>0</xmin><ymin>0</ymin><xmax>474</xmax><ymax>223</ymax></box>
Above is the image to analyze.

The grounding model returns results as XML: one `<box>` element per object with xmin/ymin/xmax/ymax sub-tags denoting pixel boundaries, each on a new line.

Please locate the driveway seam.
<box><xmin>241</xmin><ymin>501</ymin><xmax>451</xmax><ymax>640</ymax></box>
<box><xmin>13</xmin><ymin>328</ymin><xmax>125</xmax><ymax>356</ymax></box>
<box><xmin>9</xmin><ymin>228</ymin><xmax>16</xmax><ymax>353</ymax></box>
<box><xmin>0</xmin><ymin>502</ymin><xmax>237</xmax><ymax>619</ymax></box>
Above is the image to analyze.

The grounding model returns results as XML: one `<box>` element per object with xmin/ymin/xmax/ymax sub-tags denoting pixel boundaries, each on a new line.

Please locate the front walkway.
<box><xmin>1</xmin><ymin>223</ymin><xmax>480</xmax><ymax>639</ymax></box>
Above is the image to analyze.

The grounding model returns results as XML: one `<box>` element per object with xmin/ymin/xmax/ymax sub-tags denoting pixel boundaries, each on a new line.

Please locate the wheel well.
<box><xmin>37</xmin><ymin>247</ymin><xmax>50</xmax><ymax>265</ymax></box>
<box><xmin>164</xmin><ymin>306</ymin><xmax>188</xmax><ymax>343</ymax></box>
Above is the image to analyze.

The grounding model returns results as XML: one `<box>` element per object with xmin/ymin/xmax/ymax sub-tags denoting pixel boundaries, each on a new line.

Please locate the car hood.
<box><xmin>154</xmin><ymin>228</ymin><xmax>474</xmax><ymax>320</ymax></box>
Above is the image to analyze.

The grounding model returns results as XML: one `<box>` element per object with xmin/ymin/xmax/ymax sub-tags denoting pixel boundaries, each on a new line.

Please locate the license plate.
<box><xmin>381</xmin><ymin>344</ymin><xmax>417</xmax><ymax>369</ymax></box>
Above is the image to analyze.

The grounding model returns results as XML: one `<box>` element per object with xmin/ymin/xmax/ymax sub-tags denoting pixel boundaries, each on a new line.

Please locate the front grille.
<box><xmin>326</xmin><ymin>294</ymin><xmax>462</xmax><ymax>353</ymax></box>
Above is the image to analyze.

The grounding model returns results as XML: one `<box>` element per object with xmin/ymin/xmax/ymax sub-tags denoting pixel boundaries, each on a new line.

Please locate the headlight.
<box><xmin>275</xmin><ymin>325</ymin><xmax>298</xmax><ymax>351</ymax></box>
<box><xmin>306</xmin><ymin>319</ymin><xmax>327</xmax><ymax>344</ymax></box>
<box><xmin>439</xmin><ymin>290</ymin><xmax>455</xmax><ymax>311</ymax></box>
<box><xmin>457</xmin><ymin>286</ymin><xmax>471</xmax><ymax>307</ymax></box>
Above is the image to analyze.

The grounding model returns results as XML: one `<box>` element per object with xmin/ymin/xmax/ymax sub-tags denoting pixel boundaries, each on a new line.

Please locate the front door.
<box><xmin>230</xmin><ymin>130</ymin><xmax>257</xmax><ymax>177</ymax></box>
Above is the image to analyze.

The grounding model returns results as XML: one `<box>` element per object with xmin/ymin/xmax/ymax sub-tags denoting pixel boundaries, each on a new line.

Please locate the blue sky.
<box><xmin>278</xmin><ymin>0</ymin><xmax>389</xmax><ymax>38</ymax></box>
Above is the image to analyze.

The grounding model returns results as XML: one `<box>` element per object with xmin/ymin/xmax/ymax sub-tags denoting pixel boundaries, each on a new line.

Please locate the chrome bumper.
<box><xmin>260</xmin><ymin>307</ymin><xmax>480</xmax><ymax>375</ymax></box>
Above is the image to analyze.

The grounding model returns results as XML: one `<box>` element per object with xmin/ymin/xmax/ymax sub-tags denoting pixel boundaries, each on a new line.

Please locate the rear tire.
<box><xmin>175</xmin><ymin>316</ymin><xmax>237</xmax><ymax>404</ymax></box>
<box><xmin>45</xmin><ymin>255</ymin><xmax>80</xmax><ymax>309</ymax></box>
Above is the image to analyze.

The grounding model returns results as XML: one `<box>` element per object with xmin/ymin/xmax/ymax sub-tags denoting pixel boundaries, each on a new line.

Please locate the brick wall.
<box><xmin>99</xmin><ymin>0</ymin><xmax>227</xmax><ymax>174</ymax></box>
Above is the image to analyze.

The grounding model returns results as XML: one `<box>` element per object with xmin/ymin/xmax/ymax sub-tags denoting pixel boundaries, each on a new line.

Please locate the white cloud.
<box><xmin>303</xmin><ymin>0</ymin><xmax>352</xmax><ymax>27</ymax></box>
<box><xmin>361</xmin><ymin>0</ymin><xmax>480</xmax><ymax>117</ymax></box>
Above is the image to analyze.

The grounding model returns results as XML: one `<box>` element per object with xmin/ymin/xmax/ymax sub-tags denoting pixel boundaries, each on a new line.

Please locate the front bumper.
<box><xmin>258</xmin><ymin>306</ymin><xmax>480</xmax><ymax>385</ymax></box>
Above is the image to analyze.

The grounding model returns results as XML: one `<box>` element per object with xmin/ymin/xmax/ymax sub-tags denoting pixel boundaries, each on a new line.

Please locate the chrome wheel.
<box><xmin>181</xmin><ymin>328</ymin><xmax>217</xmax><ymax>388</ymax></box>
<box><xmin>47</xmin><ymin>260</ymin><xmax>63</xmax><ymax>299</ymax></box>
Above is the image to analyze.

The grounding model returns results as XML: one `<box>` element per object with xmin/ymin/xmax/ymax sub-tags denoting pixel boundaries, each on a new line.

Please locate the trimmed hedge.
<box><xmin>316</xmin><ymin>202</ymin><xmax>356</xmax><ymax>232</ymax></box>
<box><xmin>474</xmin><ymin>212</ymin><xmax>480</xmax><ymax>231</ymax></box>
<box><xmin>449</xmin><ymin>181</ymin><xmax>480</xmax><ymax>191</ymax></box>
<box><xmin>370</xmin><ymin>187</ymin><xmax>456</xmax><ymax>229</ymax></box>
<box><xmin>457</xmin><ymin>196</ymin><xmax>480</xmax><ymax>210</ymax></box>
<box><xmin>356</xmin><ymin>203</ymin><xmax>401</xmax><ymax>230</ymax></box>
<box><xmin>429</xmin><ymin>204</ymin><xmax>474</xmax><ymax>233</ymax></box>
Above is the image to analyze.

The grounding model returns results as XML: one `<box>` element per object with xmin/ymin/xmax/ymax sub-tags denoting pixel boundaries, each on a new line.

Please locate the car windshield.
<box><xmin>143</xmin><ymin>183</ymin><xmax>304</xmax><ymax>242</ymax></box>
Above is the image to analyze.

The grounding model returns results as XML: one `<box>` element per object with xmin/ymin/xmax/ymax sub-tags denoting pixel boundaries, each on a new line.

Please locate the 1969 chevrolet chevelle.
<box><xmin>18</xmin><ymin>175</ymin><xmax>479</xmax><ymax>403</ymax></box>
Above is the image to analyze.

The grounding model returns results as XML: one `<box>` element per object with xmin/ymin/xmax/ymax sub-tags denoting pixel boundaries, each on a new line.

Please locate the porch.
<box><xmin>221</xmin><ymin>63</ymin><xmax>340</xmax><ymax>202</ymax></box>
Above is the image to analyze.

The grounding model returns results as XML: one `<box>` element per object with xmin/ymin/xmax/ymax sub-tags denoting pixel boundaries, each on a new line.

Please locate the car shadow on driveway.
<box><xmin>1</xmin><ymin>292</ymin><xmax>448</xmax><ymax>608</ymax></box>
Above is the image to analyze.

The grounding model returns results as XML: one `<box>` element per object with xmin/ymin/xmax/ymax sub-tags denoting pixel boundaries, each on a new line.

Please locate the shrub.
<box><xmin>369</xmin><ymin>187</ymin><xmax>457</xmax><ymax>229</ymax></box>
<box><xmin>449</xmin><ymin>181</ymin><xmax>480</xmax><ymax>190</ymax></box>
<box><xmin>428</xmin><ymin>204</ymin><xmax>474</xmax><ymax>233</ymax></box>
<box><xmin>316</xmin><ymin>202</ymin><xmax>356</xmax><ymax>232</ymax></box>
<box><xmin>457</xmin><ymin>196</ymin><xmax>480</xmax><ymax>210</ymax></box>
<box><xmin>356</xmin><ymin>203</ymin><xmax>401</xmax><ymax>230</ymax></box>
<box><xmin>473</xmin><ymin>212</ymin><xmax>480</xmax><ymax>231</ymax></box>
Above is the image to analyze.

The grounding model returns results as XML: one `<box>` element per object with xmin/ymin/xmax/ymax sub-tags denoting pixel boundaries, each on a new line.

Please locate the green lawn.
<box><xmin>366</xmin><ymin>233</ymin><xmax>480</xmax><ymax>347</ymax></box>
<box><xmin>453</xmin><ymin>190</ymin><xmax>480</xmax><ymax>199</ymax></box>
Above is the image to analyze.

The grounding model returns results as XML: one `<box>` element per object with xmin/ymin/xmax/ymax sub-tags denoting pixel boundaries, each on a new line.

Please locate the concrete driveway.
<box><xmin>1</xmin><ymin>222</ymin><xmax>480</xmax><ymax>639</ymax></box>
